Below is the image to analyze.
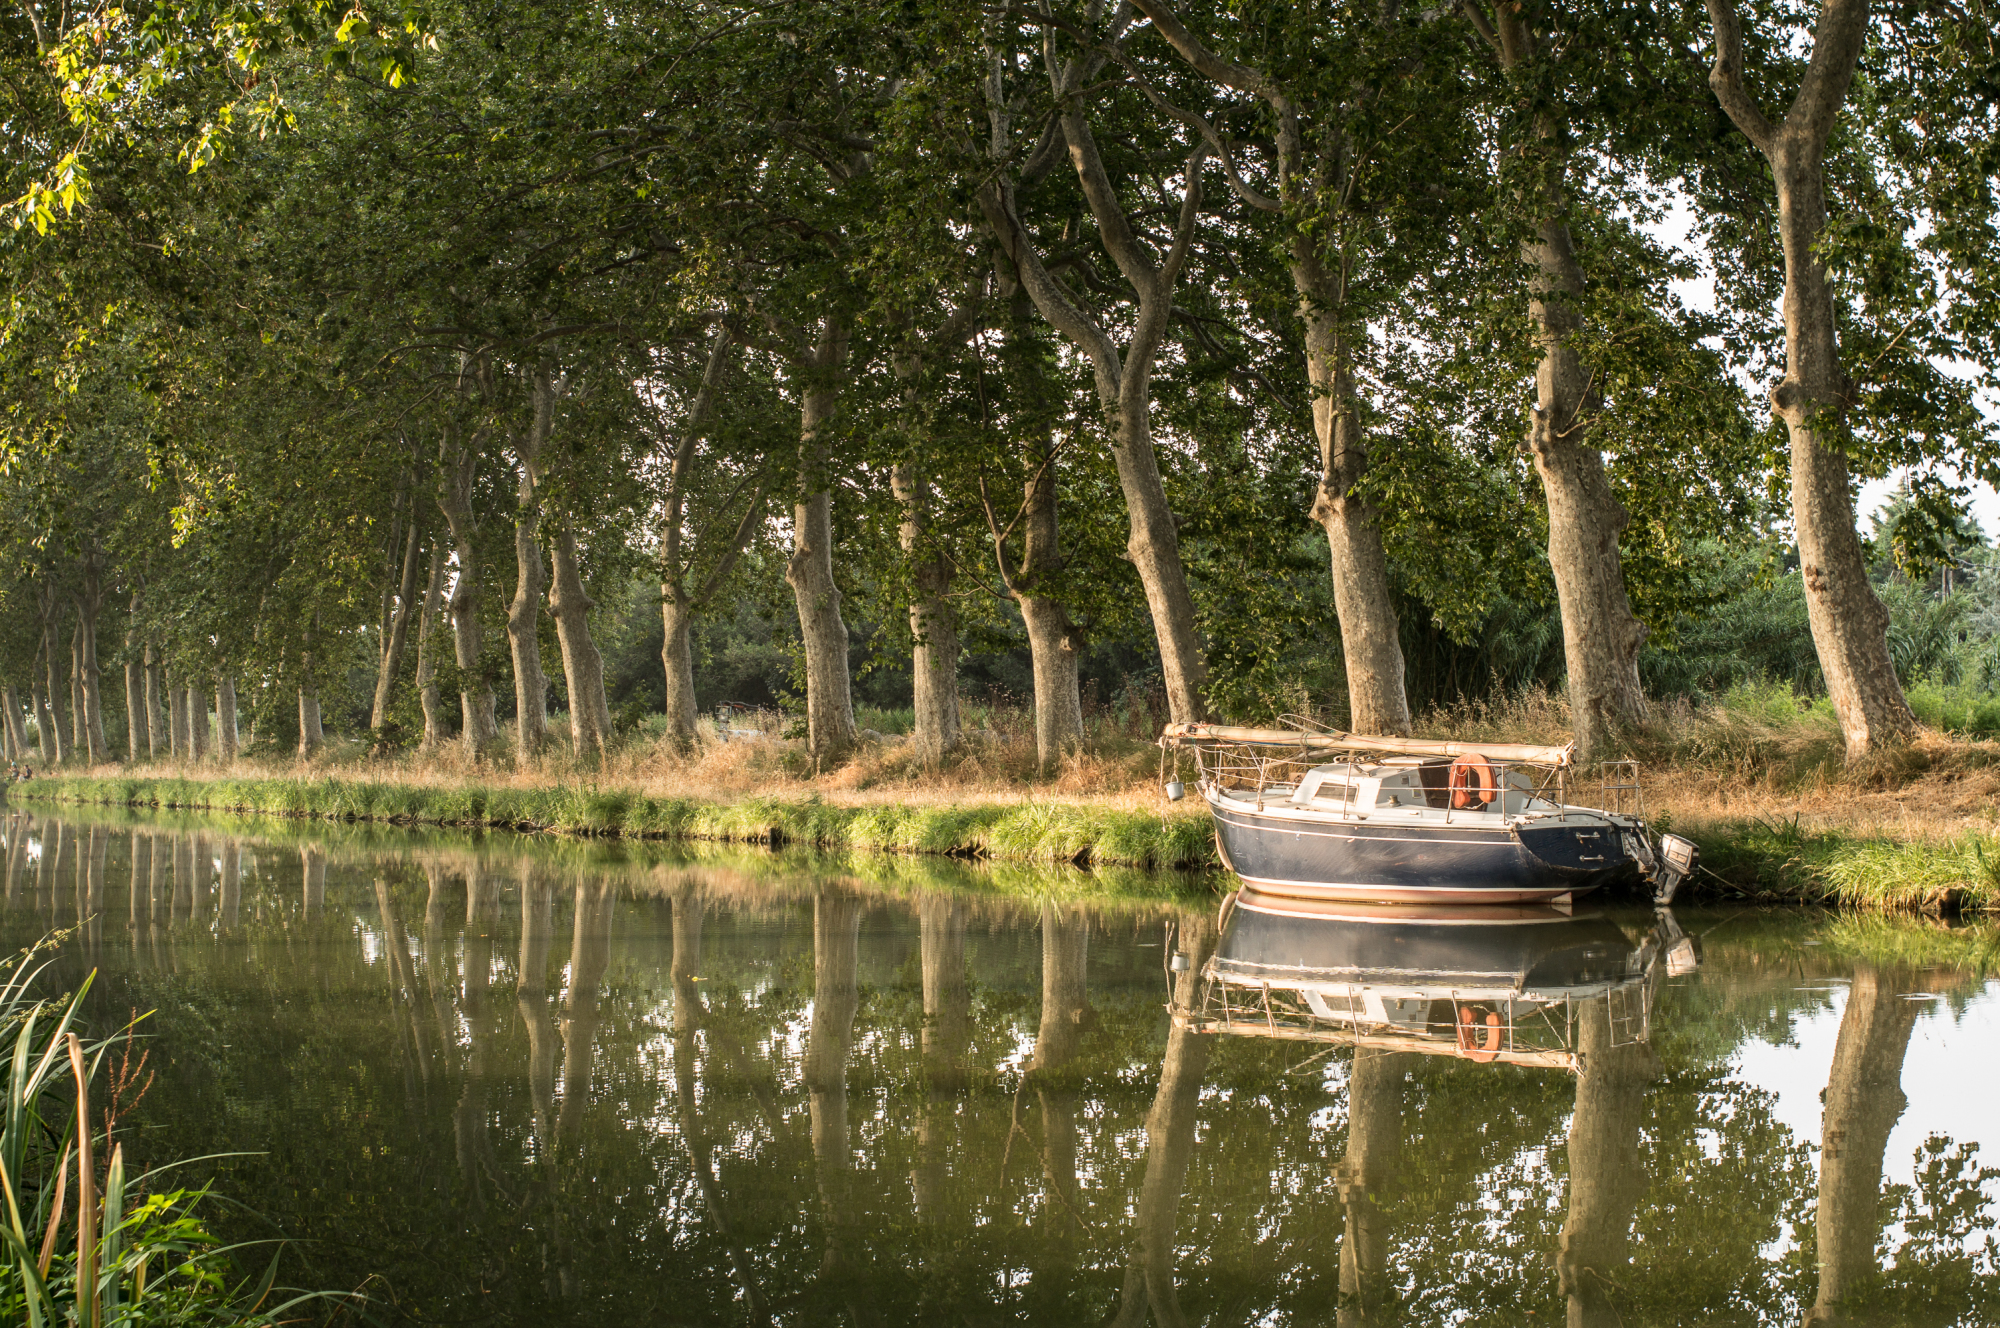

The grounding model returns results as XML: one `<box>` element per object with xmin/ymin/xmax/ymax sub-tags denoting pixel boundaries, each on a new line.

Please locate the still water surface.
<box><xmin>3</xmin><ymin>807</ymin><xmax>1998</xmax><ymax>1326</ymax></box>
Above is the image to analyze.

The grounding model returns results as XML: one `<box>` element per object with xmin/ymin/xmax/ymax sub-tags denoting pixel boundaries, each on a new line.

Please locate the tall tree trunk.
<box><xmin>415</xmin><ymin>544</ymin><xmax>447</xmax><ymax>750</ymax></box>
<box><xmin>1336</xmin><ymin>1051</ymin><xmax>1407</xmax><ymax>1328</ymax></box>
<box><xmin>123</xmin><ymin>594</ymin><xmax>145</xmax><ymax>762</ymax></box>
<box><xmin>1803</xmin><ymin>965</ymin><xmax>1922</xmax><ymax>1326</ymax></box>
<box><xmin>297</xmin><ymin>655</ymin><xmax>323</xmax><ymax>758</ymax></box>
<box><xmin>1558</xmin><ymin>1002</ymin><xmax>1659</xmax><ymax>1328</ymax></box>
<box><xmin>1305</xmin><ymin>329</ymin><xmax>1411</xmax><ymax>736</ymax></box>
<box><xmin>1108</xmin><ymin>367</ymin><xmax>1208</xmax><ymax>729</ymax></box>
<box><xmin>69</xmin><ymin>626</ymin><xmax>84</xmax><ymax>757</ymax></box>
<box><xmin>1</xmin><ymin>688</ymin><xmax>27</xmax><ymax>761</ymax></box>
<box><xmin>1457</xmin><ymin>10</ymin><xmax>1649</xmax><ymax>761</ymax></box>
<box><xmin>548</xmin><ymin>520</ymin><xmax>613</xmax><ymax>762</ymax></box>
<box><xmin>786</xmin><ymin>325</ymin><xmax>860</xmax><ymax>771</ymax></box>
<box><xmin>215</xmin><ymin>677</ymin><xmax>238</xmax><ymax>762</ymax></box>
<box><xmin>1129</xmin><ymin>2</ymin><xmax>1405</xmax><ymax>731</ymax></box>
<box><xmin>658</xmin><ymin>328</ymin><xmax>736</xmax><ymax>753</ymax></box>
<box><xmin>1705</xmin><ymin>0</ymin><xmax>1907</xmax><ymax>760</ymax></box>
<box><xmin>662</xmin><ymin>596</ymin><xmax>701</xmax><ymax>748</ymax></box>
<box><xmin>75</xmin><ymin>555</ymin><xmax>110</xmax><ymax>763</ymax></box>
<box><xmin>439</xmin><ymin>433</ymin><xmax>500</xmax><ymax>756</ymax></box>
<box><xmin>507</xmin><ymin>379</ymin><xmax>551</xmax><ymax>758</ymax></box>
<box><xmin>1524</xmin><ymin>214</ymin><xmax>1651</xmax><ymax>760</ymax></box>
<box><xmin>1016</xmin><ymin>430</ymin><xmax>1086</xmax><ymax>771</ymax></box>
<box><xmin>31</xmin><ymin>680</ymin><xmax>54</xmax><ymax>764</ymax></box>
<box><xmin>37</xmin><ymin>587</ymin><xmax>69</xmax><ymax>764</ymax></box>
<box><xmin>892</xmin><ymin>462</ymin><xmax>961</xmax><ymax>760</ymax></box>
<box><xmin>186</xmin><ymin>685</ymin><xmax>207</xmax><ymax>762</ymax></box>
<box><xmin>143</xmin><ymin>646</ymin><xmax>163</xmax><ymax>760</ymax></box>
<box><xmin>167</xmin><ymin>679</ymin><xmax>187</xmax><ymax>760</ymax></box>
<box><xmin>372</xmin><ymin>516</ymin><xmax>424</xmax><ymax>731</ymax></box>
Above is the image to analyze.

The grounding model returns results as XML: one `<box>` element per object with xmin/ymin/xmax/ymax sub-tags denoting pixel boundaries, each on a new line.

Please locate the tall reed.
<box><xmin>0</xmin><ymin>937</ymin><xmax>350</xmax><ymax>1326</ymax></box>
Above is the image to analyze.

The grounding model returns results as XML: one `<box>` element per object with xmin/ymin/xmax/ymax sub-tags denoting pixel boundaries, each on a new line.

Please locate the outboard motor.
<box><xmin>1650</xmin><ymin>834</ymin><xmax>1699</xmax><ymax>905</ymax></box>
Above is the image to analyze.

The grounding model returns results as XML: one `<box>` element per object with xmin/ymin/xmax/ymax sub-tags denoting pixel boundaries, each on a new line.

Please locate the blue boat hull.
<box><xmin>1209</xmin><ymin>798</ymin><xmax>1640</xmax><ymax>904</ymax></box>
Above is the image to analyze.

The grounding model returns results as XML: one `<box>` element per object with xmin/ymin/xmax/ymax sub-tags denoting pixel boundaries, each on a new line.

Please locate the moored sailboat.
<box><xmin>1160</xmin><ymin>723</ymin><xmax>1697</xmax><ymax>906</ymax></box>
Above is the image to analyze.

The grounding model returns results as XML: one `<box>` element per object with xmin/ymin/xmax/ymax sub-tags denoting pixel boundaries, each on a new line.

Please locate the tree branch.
<box><xmin>1703</xmin><ymin>0</ymin><xmax>1778</xmax><ymax>154</ymax></box>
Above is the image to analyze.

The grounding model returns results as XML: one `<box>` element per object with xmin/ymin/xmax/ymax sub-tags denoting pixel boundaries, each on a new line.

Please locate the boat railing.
<box><xmin>1177</xmin><ymin>963</ymin><xmax>1660</xmax><ymax>1074</ymax></box>
<box><xmin>1173</xmin><ymin>737</ymin><xmax>1578</xmax><ymax>821</ymax></box>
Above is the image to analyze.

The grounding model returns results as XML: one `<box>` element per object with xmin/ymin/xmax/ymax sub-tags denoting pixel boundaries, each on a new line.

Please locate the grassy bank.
<box><xmin>12</xmin><ymin>768</ymin><xmax>2000</xmax><ymax>911</ymax></box>
<box><xmin>10</xmin><ymin>771</ymin><xmax>1216</xmax><ymax>871</ymax></box>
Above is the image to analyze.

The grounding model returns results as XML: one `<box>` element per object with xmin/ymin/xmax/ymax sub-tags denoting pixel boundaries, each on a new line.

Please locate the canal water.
<box><xmin>3</xmin><ymin>807</ymin><xmax>1997</xmax><ymax>1326</ymax></box>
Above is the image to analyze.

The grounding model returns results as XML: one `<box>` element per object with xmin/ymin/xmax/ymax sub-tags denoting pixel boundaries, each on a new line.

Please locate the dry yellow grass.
<box><xmin>62</xmin><ymin>684</ymin><xmax>2000</xmax><ymax>841</ymax></box>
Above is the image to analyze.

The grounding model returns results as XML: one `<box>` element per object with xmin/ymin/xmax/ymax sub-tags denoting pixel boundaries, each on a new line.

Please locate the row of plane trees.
<box><xmin>11</xmin><ymin>817</ymin><xmax>1994</xmax><ymax>1324</ymax></box>
<box><xmin>3</xmin><ymin>0</ymin><xmax>1998</xmax><ymax>770</ymax></box>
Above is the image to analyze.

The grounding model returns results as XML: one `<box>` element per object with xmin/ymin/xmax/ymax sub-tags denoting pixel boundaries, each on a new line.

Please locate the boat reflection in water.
<box><xmin>1181</xmin><ymin>889</ymin><xmax>1701</xmax><ymax>1071</ymax></box>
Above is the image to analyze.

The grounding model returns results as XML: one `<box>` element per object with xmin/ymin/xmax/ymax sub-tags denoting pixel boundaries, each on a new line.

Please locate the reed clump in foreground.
<box><xmin>0</xmin><ymin>935</ymin><xmax>353</xmax><ymax>1325</ymax></box>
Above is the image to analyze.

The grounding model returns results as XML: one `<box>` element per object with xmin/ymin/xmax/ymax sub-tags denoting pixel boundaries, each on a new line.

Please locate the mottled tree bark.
<box><xmin>167</xmin><ymin>680</ymin><xmax>188</xmax><ymax>760</ymax></box>
<box><xmin>1</xmin><ymin>689</ymin><xmax>27</xmax><ymax>763</ymax></box>
<box><xmin>123</xmin><ymin>594</ymin><xmax>145</xmax><ymax>762</ymax></box>
<box><xmin>214</xmin><ymin>677</ymin><xmax>238</xmax><ymax>762</ymax></box>
<box><xmin>39</xmin><ymin>590</ymin><xmax>69</xmax><ymax>764</ymax></box>
<box><xmin>978</xmin><ymin>92</ymin><xmax>1210</xmax><ymax>724</ymax></box>
<box><xmin>507</xmin><ymin>376</ymin><xmax>551</xmax><ymax>758</ymax></box>
<box><xmin>658</xmin><ymin>328</ymin><xmax>753</xmax><ymax>752</ymax></box>
<box><xmin>1307</xmin><ymin>348</ymin><xmax>1411</xmax><ymax>737</ymax></box>
<box><xmin>1447</xmin><ymin>6</ymin><xmax>1651</xmax><ymax>760</ymax></box>
<box><xmin>661</xmin><ymin>596</ymin><xmax>702</xmax><ymax>748</ymax></box>
<box><xmin>439</xmin><ymin>429</ymin><xmax>501</xmax><ymax>756</ymax></box>
<box><xmin>143</xmin><ymin>647</ymin><xmax>163</xmax><ymax>760</ymax></box>
<box><xmin>1706</xmin><ymin>0</ymin><xmax>1912</xmax><ymax>759</ymax></box>
<box><xmin>980</xmin><ymin>300</ymin><xmax>1086</xmax><ymax>772</ymax></box>
<box><xmin>415</xmin><ymin>544</ymin><xmax>448</xmax><ymax>750</ymax></box>
<box><xmin>786</xmin><ymin>324</ymin><xmax>861</xmax><ymax>770</ymax></box>
<box><xmin>186</xmin><ymin>685</ymin><xmax>207</xmax><ymax>762</ymax></box>
<box><xmin>74</xmin><ymin>554</ymin><xmax>110</xmax><ymax>763</ymax></box>
<box><xmin>297</xmin><ymin>664</ymin><xmax>323</xmax><ymax>759</ymax></box>
<box><xmin>31</xmin><ymin>681</ymin><xmax>54</xmax><ymax>764</ymax></box>
<box><xmin>892</xmin><ymin>460</ymin><xmax>961</xmax><ymax>760</ymax></box>
<box><xmin>371</xmin><ymin>513</ymin><xmax>423</xmax><ymax>731</ymax></box>
<box><xmin>548</xmin><ymin>519</ymin><xmax>613</xmax><ymax>762</ymax></box>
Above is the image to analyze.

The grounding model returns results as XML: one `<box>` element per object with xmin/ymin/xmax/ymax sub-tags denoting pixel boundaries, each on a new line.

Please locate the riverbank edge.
<box><xmin>9</xmin><ymin>772</ymin><xmax>1219</xmax><ymax>872</ymax></box>
<box><xmin>10</xmin><ymin>773</ymin><xmax>1998</xmax><ymax>912</ymax></box>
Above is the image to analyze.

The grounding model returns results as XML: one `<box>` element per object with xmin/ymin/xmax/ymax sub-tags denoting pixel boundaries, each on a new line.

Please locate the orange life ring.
<box><xmin>1448</xmin><ymin>755</ymin><xmax>1498</xmax><ymax>810</ymax></box>
<box><xmin>1456</xmin><ymin>1005</ymin><xmax>1504</xmax><ymax>1062</ymax></box>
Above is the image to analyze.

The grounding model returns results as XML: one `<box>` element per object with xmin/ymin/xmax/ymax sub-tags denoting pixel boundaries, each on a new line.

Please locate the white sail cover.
<box><xmin>1159</xmin><ymin>722</ymin><xmax>1575</xmax><ymax>767</ymax></box>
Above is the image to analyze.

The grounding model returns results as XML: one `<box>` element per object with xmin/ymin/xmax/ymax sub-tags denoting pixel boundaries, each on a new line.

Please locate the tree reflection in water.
<box><xmin>0</xmin><ymin>813</ymin><xmax>1993</xmax><ymax>1327</ymax></box>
